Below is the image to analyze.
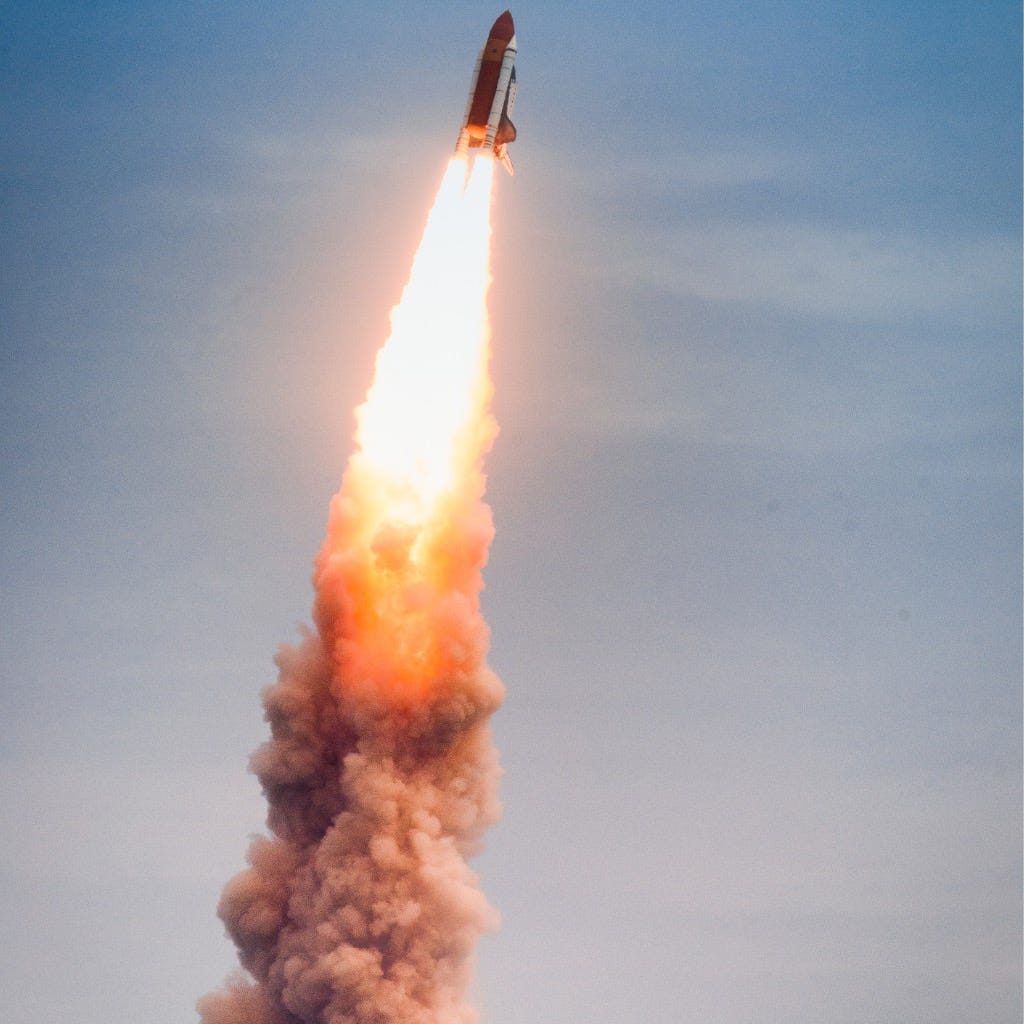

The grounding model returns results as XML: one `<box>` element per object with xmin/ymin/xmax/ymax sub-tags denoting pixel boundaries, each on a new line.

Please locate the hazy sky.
<box><xmin>1</xmin><ymin>3</ymin><xmax>1020</xmax><ymax>1022</ymax></box>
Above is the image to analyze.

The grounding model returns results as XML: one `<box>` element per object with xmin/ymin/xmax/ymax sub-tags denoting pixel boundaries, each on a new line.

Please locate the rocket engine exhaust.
<box><xmin>198</xmin><ymin>154</ymin><xmax>503</xmax><ymax>1024</ymax></box>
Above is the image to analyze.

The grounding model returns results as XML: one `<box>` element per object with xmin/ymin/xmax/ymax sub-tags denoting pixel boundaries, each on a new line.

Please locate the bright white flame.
<box><xmin>354</xmin><ymin>157</ymin><xmax>494</xmax><ymax>523</ymax></box>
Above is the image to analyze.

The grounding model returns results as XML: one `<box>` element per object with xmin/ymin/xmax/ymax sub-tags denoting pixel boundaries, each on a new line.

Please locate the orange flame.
<box><xmin>355</xmin><ymin>157</ymin><xmax>495</xmax><ymax>523</ymax></box>
<box><xmin>317</xmin><ymin>156</ymin><xmax>498</xmax><ymax>696</ymax></box>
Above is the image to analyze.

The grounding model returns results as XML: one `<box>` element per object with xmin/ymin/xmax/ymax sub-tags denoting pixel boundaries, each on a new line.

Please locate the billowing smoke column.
<box><xmin>198</xmin><ymin>156</ymin><xmax>503</xmax><ymax>1024</ymax></box>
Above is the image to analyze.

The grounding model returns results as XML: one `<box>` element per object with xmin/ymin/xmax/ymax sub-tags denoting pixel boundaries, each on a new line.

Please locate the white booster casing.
<box><xmin>483</xmin><ymin>36</ymin><xmax>517</xmax><ymax>152</ymax></box>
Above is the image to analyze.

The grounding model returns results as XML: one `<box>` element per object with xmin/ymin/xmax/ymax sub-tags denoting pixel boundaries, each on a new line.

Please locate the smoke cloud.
<box><xmin>198</xmin><ymin>159</ymin><xmax>503</xmax><ymax>1024</ymax></box>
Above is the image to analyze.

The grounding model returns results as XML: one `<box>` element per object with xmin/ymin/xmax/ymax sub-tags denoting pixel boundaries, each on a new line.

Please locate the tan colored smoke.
<box><xmin>198</xmin><ymin>157</ymin><xmax>503</xmax><ymax>1024</ymax></box>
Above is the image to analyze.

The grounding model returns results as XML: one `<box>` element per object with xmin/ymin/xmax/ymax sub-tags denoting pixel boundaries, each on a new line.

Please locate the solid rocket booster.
<box><xmin>455</xmin><ymin>10</ymin><xmax>517</xmax><ymax>175</ymax></box>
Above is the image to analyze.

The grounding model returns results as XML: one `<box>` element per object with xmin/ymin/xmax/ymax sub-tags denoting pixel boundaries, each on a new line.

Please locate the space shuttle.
<box><xmin>454</xmin><ymin>11</ymin><xmax>518</xmax><ymax>175</ymax></box>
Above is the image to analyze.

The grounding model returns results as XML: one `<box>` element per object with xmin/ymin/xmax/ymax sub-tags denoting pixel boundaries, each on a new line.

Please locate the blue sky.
<box><xmin>1</xmin><ymin>2</ymin><xmax>1020</xmax><ymax>1022</ymax></box>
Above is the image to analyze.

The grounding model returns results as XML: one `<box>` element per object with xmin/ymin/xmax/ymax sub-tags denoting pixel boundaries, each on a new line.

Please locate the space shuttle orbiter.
<box><xmin>454</xmin><ymin>11</ymin><xmax>518</xmax><ymax>175</ymax></box>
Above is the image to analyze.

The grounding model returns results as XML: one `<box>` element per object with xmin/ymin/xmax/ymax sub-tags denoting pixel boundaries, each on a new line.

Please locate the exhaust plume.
<box><xmin>198</xmin><ymin>156</ymin><xmax>503</xmax><ymax>1024</ymax></box>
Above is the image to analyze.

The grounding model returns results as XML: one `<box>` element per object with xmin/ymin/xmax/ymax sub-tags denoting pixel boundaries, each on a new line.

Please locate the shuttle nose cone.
<box><xmin>490</xmin><ymin>11</ymin><xmax>514</xmax><ymax>42</ymax></box>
